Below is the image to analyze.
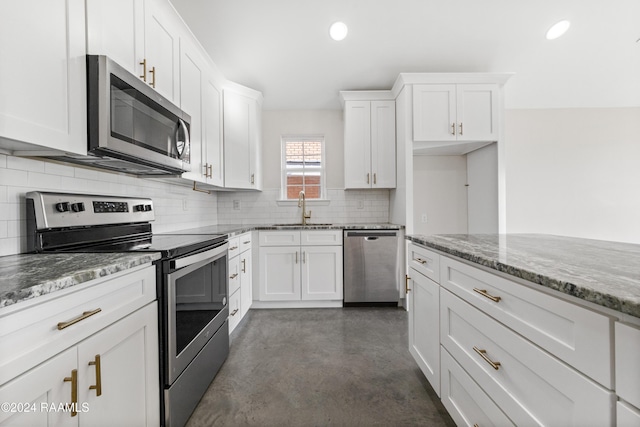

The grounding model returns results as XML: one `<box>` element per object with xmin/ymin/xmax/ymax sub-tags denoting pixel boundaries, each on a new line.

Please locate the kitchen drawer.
<box><xmin>618</xmin><ymin>401</ymin><xmax>640</xmax><ymax>427</ymax></box>
<box><xmin>0</xmin><ymin>265</ymin><xmax>156</xmax><ymax>385</ymax></box>
<box><xmin>440</xmin><ymin>288</ymin><xmax>614</xmax><ymax>427</ymax></box>
<box><xmin>615</xmin><ymin>322</ymin><xmax>640</xmax><ymax>409</ymax></box>
<box><xmin>228</xmin><ymin>288</ymin><xmax>241</xmax><ymax>333</ymax></box>
<box><xmin>228</xmin><ymin>255</ymin><xmax>240</xmax><ymax>295</ymax></box>
<box><xmin>440</xmin><ymin>255</ymin><xmax>613</xmax><ymax>388</ymax></box>
<box><xmin>259</xmin><ymin>231</ymin><xmax>301</xmax><ymax>246</ymax></box>
<box><xmin>301</xmin><ymin>230</ymin><xmax>342</xmax><ymax>246</ymax></box>
<box><xmin>408</xmin><ymin>243</ymin><xmax>439</xmax><ymax>283</ymax></box>
<box><xmin>239</xmin><ymin>232</ymin><xmax>252</xmax><ymax>252</ymax></box>
<box><xmin>228</xmin><ymin>236</ymin><xmax>241</xmax><ymax>258</ymax></box>
<box><xmin>440</xmin><ymin>346</ymin><xmax>514</xmax><ymax>427</ymax></box>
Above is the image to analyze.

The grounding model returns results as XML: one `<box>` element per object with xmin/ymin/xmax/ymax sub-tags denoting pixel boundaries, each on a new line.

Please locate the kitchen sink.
<box><xmin>271</xmin><ymin>223</ymin><xmax>334</xmax><ymax>227</ymax></box>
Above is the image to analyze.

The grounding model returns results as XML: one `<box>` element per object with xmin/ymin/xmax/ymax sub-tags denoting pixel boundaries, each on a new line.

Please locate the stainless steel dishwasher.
<box><xmin>343</xmin><ymin>229</ymin><xmax>401</xmax><ymax>306</ymax></box>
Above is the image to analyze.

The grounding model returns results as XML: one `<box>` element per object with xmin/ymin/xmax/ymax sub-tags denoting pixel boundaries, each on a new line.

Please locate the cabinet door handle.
<box><xmin>251</xmin><ymin>173</ymin><xmax>255</xmax><ymax>184</ymax></box>
<box><xmin>366</xmin><ymin>173</ymin><xmax>370</xmax><ymax>184</ymax></box>
<box><xmin>63</xmin><ymin>369</ymin><xmax>78</xmax><ymax>417</ymax></box>
<box><xmin>208</xmin><ymin>164</ymin><xmax>213</xmax><ymax>178</ymax></box>
<box><xmin>230</xmin><ymin>273</ymin><xmax>239</xmax><ymax>279</ymax></box>
<box><xmin>303</xmin><ymin>251</ymin><xmax>306</xmax><ymax>263</ymax></box>
<box><xmin>88</xmin><ymin>354</ymin><xmax>102</xmax><ymax>397</ymax></box>
<box><xmin>203</xmin><ymin>163</ymin><xmax>209</xmax><ymax>177</ymax></box>
<box><xmin>473</xmin><ymin>346</ymin><xmax>501</xmax><ymax>370</ymax></box>
<box><xmin>149</xmin><ymin>66</ymin><xmax>156</xmax><ymax>88</ymax></box>
<box><xmin>241</xmin><ymin>258</ymin><xmax>246</xmax><ymax>273</ymax></box>
<box><xmin>230</xmin><ymin>309</ymin><xmax>239</xmax><ymax>316</ymax></box>
<box><xmin>405</xmin><ymin>275</ymin><xmax>411</xmax><ymax>293</ymax></box>
<box><xmin>414</xmin><ymin>257</ymin><xmax>427</xmax><ymax>265</ymax></box>
<box><xmin>373</xmin><ymin>173</ymin><xmax>377</xmax><ymax>184</ymax></box>
<box><xmin>473</xmin><ymin>288</ymin><xmax>501</xmax><ymax>303</ymax></box>
<box><xmin>459</xmin><ymin>122</ymin><xmax>463</xmax><ymax>135</ymax></box>
<box><xmin>57</xmin><ymin>308</ymin><xmax>102</xmax><ymax>330</ymax></box>
<box><xmin>451</xmin><ymin>122</ymin><xmax>456</xmax><ymax>135</ymax></box>
<box><xmin>139</xmin><ymin>59</ymin><xmax>147</xmax><ymax>82</ymax></box>
<box><xmin>295</xmin><ymin>251</ymin><xmax>298</xmax><ymax>264</ymax></box>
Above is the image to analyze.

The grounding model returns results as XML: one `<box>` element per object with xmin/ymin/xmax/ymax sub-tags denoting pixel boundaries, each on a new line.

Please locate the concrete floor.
<box><xmin>186</xmin><ymin>308</ymin><xmax>455</xmax><ymax>427</ymax></box>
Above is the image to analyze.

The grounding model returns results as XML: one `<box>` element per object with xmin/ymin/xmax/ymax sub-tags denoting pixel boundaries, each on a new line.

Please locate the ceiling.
<box><xmin>169</xmin><ymin>0</ymin><xmax>640</xmax><ymax>110</ymax></box>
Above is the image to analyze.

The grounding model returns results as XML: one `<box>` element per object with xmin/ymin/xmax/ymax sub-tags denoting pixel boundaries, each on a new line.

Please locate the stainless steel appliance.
<box><xmin>46</xmin><ymin>55</ymin><xmax>191</xmax><ymax>176</ymax></box>
<box><xmin>26</xmin><ymin>191</ymin><xmax>228</xmax><ymax>427</ymax></box>
<box><xmin>343</xmin><ymin>230</ymin><xmax>401</xmax><ymax>306</ymax></box>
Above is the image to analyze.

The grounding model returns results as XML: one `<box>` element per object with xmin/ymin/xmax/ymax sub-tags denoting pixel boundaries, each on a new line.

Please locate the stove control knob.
<box><xmin>144</xmin><ymin>204</ymin><xmax>152</xmax><ymax>212</ymax></box>
<box><xmin>55</xmin><ymin>202</ymin><xmax>70</xmax><ymax>212</ymax></box>
<box><xmin>71</xmin><ymin>202</ymin><xmax>85</xmax><ymax>212</ymax></box>
<box><xmin>133</xmin><ymin>204</ymin><xmax>145</xmax><ymax>212</ymax></box>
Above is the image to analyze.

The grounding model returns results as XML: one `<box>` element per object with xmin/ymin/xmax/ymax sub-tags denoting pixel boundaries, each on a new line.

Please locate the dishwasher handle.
<box><xmin>344</xmin><ymin>230</ymin><xmax>398</xmax><ymax>238</ymax></box>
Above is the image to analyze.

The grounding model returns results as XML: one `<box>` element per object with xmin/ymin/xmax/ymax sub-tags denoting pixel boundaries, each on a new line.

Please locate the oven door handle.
<box><xmin>171</xmin><ymin>242</ymin><xmax>228</xmax><ymax>270</ymax></box>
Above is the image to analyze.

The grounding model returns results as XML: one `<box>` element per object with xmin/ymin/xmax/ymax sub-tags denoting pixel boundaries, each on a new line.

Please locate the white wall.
<box><xmin>0</xmin><ymin>154</ymin><xmax>218</xmax><ymax>256</ymax></box>
<box><xmin>504</xmin><ymin>107</ymin><xmax>640</xmax><ymax>244</ymax></box>
<box><xmin>217</xmin><ymin>109</ymin><xmax>390</xmax><ymax>225</ymax></box>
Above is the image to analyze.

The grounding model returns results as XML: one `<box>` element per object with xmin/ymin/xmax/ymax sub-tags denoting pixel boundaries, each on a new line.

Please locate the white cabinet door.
<box><xmin>144</xmin><ymin>0</ymin><xmax>180</xmax><ymax>103</ymax></box>
<box><xmin>78</xmin><ymin>303</ymin><xmax>159</xmax><ymax>427</ymax></box>
<box><xmin>344</xmin><ymin>101</ymin><xmax>372</xmax><ymax>189</ymax></box>
<box><xmin>228</xmin><ymin>289</ymin><xmax>241</xmax><ymax>333</ymax></box>
<box><xmin>413</xmin><ymin>84</ymin><xmax>456</xmax><ymax>142</ymax></box>
<box><xmin>259</xmin><ymin>247</ymin><xmax>301</xmax><ymax>301</ymax></box>
<box><xmin>179</xmin><ymin>39</ymin><xmax>206</xmax><ymax>183</ymax></box>
<box><xmin>301</xmin><ymin>246</ymin><xmax>343</xmax><ymax>300</ymax></box>
<box><xmin>86</xmin><ymin>0</ymin><xmax>145</xmax><ymax>78</ymax></box>
<box><xmin>456</xmin><ymin>84</ymin><xmax>498</xmax><ymax>141</ymax></box>
<box><xmin>413</xmin><ymin>84</ymin><xmax>498</xmax><ymax>143</ymax></box>
<box><xmin>203</xmin><ymin>74</ymin><xmax>224</xmax><ymax>187</ymax></box>
<box><xmin>223</xmin><ymin>90</ymin><xmax>252</xmax><ymax>189</ymax></box>
<box><xmin>370</xmin><ymin>100</ymin><xmax>396</xmax><ymax>188</ymax></box>
<box><xmin>240</xmin><ymin>250</ymin><xmax>252</xmax><ymax>316</ymax></box>
<box><xmin>616</xmin><ymin>322</ymin><xmax>640</xmax><ymax>409</ymax></box>
<box><xmin>0</xmin><ymin>348</ymin><xmax>77</xmax><ymax>427</ymax></box>
<box><xmin>0</xmin><ymin>0</ymin><xmax>86</xmax><ymax>155</ymax></box>
<box><xmin>408</xmin><ymin>270</ymin><xmax>440</xmax><ymax>396</ymax></box>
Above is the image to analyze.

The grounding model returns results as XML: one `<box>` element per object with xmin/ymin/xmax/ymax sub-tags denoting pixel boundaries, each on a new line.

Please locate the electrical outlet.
<box><xmin>233</xmin><ymin>200</ymin><xmax>241</xmax><ymax>210</ymax></box>
<box><xmin>421</xmin><ymin>213</ymin><xmax>428</xmax><ymax>223</ymax></box>
<box><xmin>357</xmin><ymin>199</ymin><xmax>364</xmax><ymax>209</ymax></box>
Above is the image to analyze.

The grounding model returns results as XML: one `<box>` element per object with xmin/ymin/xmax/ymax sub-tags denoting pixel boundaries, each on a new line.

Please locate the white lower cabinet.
<box><xmin>0</xmin><ymin>266</ymin><xmax>159</xmax><ymax>427</ymax></box>
<box><xmin>258</xmin><ymin>230</ymin><xmax>343</xmax><ymax>305</ymax></box>
<box><xmin>228</xmin><ymin>232</ymin><xmax>252</xmax><ymax>334</ymax></box>
<box><xmin>617</xmin><ymin>401</ymin><xmax>640</xmax><ymax>427</ymax></box>
<box><xmin>408</xmin><ymin>267</ymin><xmax>440</xmax><ymax>396</ymax></box>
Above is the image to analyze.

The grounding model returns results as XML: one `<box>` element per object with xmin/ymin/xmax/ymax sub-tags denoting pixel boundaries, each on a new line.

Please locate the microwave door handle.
<box><xmin>176</xmin><ymin>118</ymin><xmax>189</xmax><ymax>159</ymax></box>
<box><xmin>171</xmin><ymin>243</ymin><xmax>228</xmax><ymax>270</ymax></box>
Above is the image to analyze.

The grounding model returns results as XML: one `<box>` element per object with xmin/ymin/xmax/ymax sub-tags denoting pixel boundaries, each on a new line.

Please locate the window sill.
<box><xmin>276</xmin><ymin>199</ymin><xmax>331</xmax><ymax>207</ymax></box>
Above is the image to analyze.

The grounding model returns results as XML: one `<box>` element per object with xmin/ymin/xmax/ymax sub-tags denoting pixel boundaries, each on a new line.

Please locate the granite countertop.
<box><xmin>164</xmin><ymin>223</ymin><xmax>403</xmax><ymax>236</ymax></box>
<box><xmin>406</xmin><ymin>233</ymin><xmax>640</xmax><ymax>318</ymax></box>
<box><xmin>0</xmin><ymin>252</ymin><xmax>161</xmax><ymax>309</ymax></box>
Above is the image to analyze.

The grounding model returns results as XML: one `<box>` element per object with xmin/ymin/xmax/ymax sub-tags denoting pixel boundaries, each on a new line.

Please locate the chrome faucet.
<box><xmin>298</xmin><ymin>190</ymin><xmax>312</xmax><ymax>225</ymax></box>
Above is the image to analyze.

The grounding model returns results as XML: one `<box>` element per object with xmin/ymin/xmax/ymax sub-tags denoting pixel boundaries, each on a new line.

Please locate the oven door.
<box><xmin>166</xmin><ymin>242</ymin><xmax>228</xmax><ymax>385</ymax></box>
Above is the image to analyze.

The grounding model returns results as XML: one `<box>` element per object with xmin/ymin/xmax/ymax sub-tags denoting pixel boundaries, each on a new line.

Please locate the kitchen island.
<box><xmin>405</xmin><ymin>233</ymin><xmax>640</xmax><ymax>426</ymax></box>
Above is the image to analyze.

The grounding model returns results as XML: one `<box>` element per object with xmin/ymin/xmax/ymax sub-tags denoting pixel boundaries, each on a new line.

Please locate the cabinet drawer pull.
<box><xmin>229</xmin><ymin>246</ymin><xmax>238</xmax><ymax>251</ymax></box>
<box><xmin>230</xmin><ymin>273</ymin><xmax>239</xmax><ymax>279</ymax></box>
<box><xmin>414</xmin><ymin>257</ymin><xmax>428</xmax><ymax>265</ymax></box>
<box><xmin>243</xmin><ymin>240</ymin><xmax>251</xmax><ymax>244</ymax></box>
<box><xmin>230</xmin><ymin>309</ymin><xmax>239</xmax><ymax>316</ymax></box>
<box><xmin>57</xmin><ymin>308</ymin><xmax>102</xmax><ymax>330</ymax></box>
<box><xmin>473</xmin><ymin>288</ymin><xmax>501</xmax><ymax>302</ymax></box>
<box><xmin>63</xmin><ymin>369</ymin><xmax>78</xmax><ymax>417</ymax></box>
<box><xmin>473</xmin><ymin>346</ymin><xmax>501</xmax><ymax>370</ymax></box>
<box><xmin>88</xmin><ymin>355</ymin><xmax>102</xmax><ymax>396</ymax></box>
<box><xmin>405</xmin><ymin>275</ymin><xmax>411</xmax><ymax>293</ymax></box>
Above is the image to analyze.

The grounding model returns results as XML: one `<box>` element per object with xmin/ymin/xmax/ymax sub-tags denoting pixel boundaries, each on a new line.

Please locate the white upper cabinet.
<box><xmin>342</xmin><ymin>92</ymin><xmax>396</xmax><ymax>189</ymax></box>
<box><xmin>413</xmin><ymin>83</ymin><xmax>498</xmax><ymax>142</ymax></box>
<box><xmin>202</xmin><ymin>74</ymin><xmax>224</xmax><ymax>187</ymax></box>
<box><xmin>86</xmin><ymin>0</ymin><xmax>145</xmax><ymax>79</ymax></box>
<box><xmin>144</xmin><ymin>0</ymin><xmax>181</xmax><ymax>103</ymax></box>
<box><xmin>0</xmin><ymin>0</ymin><xmax>86</xmax><ymax>155</ymax></box>
<box><xmin>223</xmin><ymin>87</ymin><xmax>262</xmax><ymax>190</ymax></box>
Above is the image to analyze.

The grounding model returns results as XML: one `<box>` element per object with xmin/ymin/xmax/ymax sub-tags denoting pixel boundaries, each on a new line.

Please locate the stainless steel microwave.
<box><xmin>49</xmin><ymin>55</ymin><xmax>191</xmax><ymax>176</ymax></box>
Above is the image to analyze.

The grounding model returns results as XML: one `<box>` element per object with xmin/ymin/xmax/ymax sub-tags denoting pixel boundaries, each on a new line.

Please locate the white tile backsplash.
<box><xmin>0</xmin><ymin>154</ymin><xmax>218</xmax><ymax>256</ymax></box>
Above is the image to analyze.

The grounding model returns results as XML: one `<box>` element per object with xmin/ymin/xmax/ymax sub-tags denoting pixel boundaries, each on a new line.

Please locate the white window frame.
<box><xmin>280</xmin><ymin>135</ymin><xmax>327</xmax><ymax>201</ymax></box>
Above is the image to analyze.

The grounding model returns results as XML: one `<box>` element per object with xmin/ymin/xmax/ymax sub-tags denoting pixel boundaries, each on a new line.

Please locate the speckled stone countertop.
<box><xmin>0</xmin><ymin>253</ymin><xmax>161</xmax><ymax>309</ymax></box>
<box><xmin>164</xmin><ymin>223</ymin><xmax>403</xmax><ymax>236</ymax></box>
<box><xmin>406</xmin><ymin>234</ymin><xmax>640</xmax><ymax>318</ymax></box>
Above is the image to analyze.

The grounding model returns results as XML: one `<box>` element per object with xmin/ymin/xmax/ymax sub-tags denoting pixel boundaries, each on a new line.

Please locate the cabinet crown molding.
<box><xmin>392</xmin><ymin>72</ymin><xmax>514</xmax><ymax>98</ymax></box>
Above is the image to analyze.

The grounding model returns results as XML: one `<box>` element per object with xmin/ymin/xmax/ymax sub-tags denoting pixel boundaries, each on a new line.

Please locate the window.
<box><xmin>281</xmin><ymin>136</ymin><xmax>325</xmax><ymax>200</ymax></box>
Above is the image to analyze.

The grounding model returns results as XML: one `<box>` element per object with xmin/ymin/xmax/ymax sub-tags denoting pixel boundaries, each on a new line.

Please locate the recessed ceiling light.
<box><xmin>329</xmin><ymin>21</ymin><xmax>348</xmax><ymax>41</ymax></box>
<box><xmin>546</xmin><ymin>20</ymin><xmax>571</xmax><ymax>40</ymax></box>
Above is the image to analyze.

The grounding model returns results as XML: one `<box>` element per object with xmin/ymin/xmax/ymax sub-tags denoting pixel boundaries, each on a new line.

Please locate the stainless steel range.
<box><xmin>26</xmin><ymin>191</ymin><xmax>229</xmax><ymax>427</ymax></box>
